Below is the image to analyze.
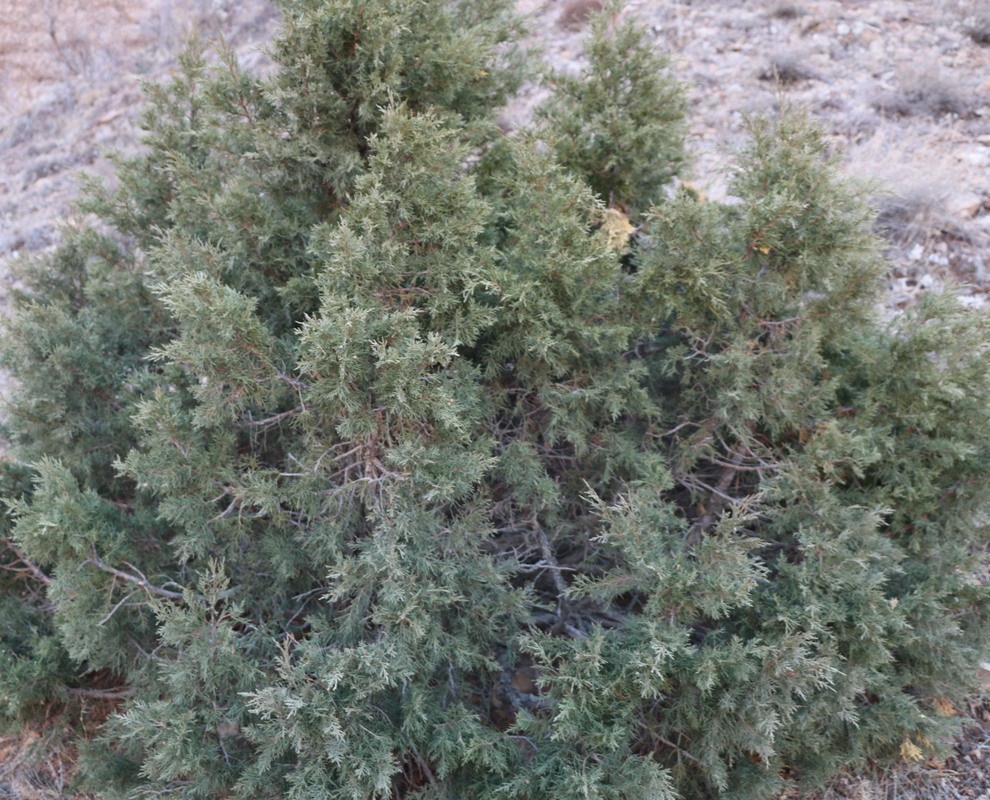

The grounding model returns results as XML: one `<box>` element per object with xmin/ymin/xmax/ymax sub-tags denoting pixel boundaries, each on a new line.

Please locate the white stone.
<box><xmin>948</xmin><ymin>192</ymin><xmax>983</xmax><ymax>217</ymax></box>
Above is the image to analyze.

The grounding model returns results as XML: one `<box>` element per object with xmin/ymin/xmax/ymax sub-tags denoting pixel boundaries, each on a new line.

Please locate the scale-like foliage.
<box><xmin>3</xmin><ymin>2</ymin><xmax>990</xmax><ymax>799</ymax></box>
<box><xmin>539</xmin><ymin>2</ymin><xmax>687</xmax><ymax>211</ymax></box>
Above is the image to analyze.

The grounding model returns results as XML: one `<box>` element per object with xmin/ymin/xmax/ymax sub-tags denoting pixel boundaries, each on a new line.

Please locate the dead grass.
<box><xmin>759</xmin><ymin>52</ymin><xmax>817</xmax><ymax>84</ymax></box>
<box><xmin>875</xmin><ymin>179</ymin><xmax>957</xmax><ymax>249</ymax></box>
<box><xmin>958</xmin><ymin>0</ymin><xmax>990</xmax><ymax>45</ymax></box>
<box><xmin>792</xmin><ymin>686</ymin><xmax>990</xmax><ymax>800</ymax></box>
<box><xmin>805</xmin><ymin>765</ymin><xmax>967</xmax><ymax>800</ymax></box>
<box><xmin>557</xmin><ymin>0</ymin><xmax>604</xmax><ymax>31</ymax></box>
<box><xmin>845</xmin><ymin>129</ymin><xmax>968</xmax><ymax>249</ymax></box>
<box><xmin>0</xmin><ymin>726</ymin><xmax>90</xmax><ymax>800</ymax></box>
<box><xmin>873</xmin><ymin>62</ymin><xmax>970</xmax><ymax>119</ymax></box>
<box><xmin>767</xmin><ymin>2</ymin><xmax>805</xmax><ymax>20</ymax></box>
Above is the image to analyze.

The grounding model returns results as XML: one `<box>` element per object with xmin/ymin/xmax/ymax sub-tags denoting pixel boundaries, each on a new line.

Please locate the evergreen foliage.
<box><xmin>539</xmin><ymin>3</ymin><xmax>687</xmax><ymax>211</ymax></box>
<box><xmin>2</xmin><ymin>1</ymin><xmax>990</xmax><ymax>798</ymax></box>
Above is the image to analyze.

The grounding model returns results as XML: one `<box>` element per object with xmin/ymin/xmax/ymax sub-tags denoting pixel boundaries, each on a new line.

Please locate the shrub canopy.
<box><xmin>3</xmin><ymin>1</ymin><xmax>990</xmax><ymax>798</ymax></box>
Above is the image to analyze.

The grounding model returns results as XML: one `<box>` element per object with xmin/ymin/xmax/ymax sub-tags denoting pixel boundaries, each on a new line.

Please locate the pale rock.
<box><xmin>962</xmin><ymin>148</ymin><xmax>990</xmax><ymax>168</ymax></box>
<box><xmin>948</xmin><ymin>192</ymin><xmax>984</xmax><ymax>218</ymax></box>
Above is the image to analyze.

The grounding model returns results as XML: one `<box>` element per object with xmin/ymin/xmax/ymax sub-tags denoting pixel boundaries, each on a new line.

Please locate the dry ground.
<box><xmin>0</xmin><ymin>0</ymin><xmax>277</xmax><ymax>260</ymax></box>
<box><xmin>2</xmin><ymin>0</ymin><xmax>990</xmax><ymax>797</ymax></box>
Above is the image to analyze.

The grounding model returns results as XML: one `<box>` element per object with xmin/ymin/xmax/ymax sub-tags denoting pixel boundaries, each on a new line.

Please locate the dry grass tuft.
<box><xmin>557</xmin><ymin>0</ymin><xmax>604</xmax><ymax>31</ymax></box>
<box><xmin>959</xmin><ymin>0</ymin><xmax>990</xmax><ymax>45</ymax></box>
<box><xmin>758</xmin><ymin>52</ymin><xmax>816</xmax><ymax>84</ymax></box>
<box><xmin>873</xmin><ymin>62</ymin><xmax>970</xmax><ymax>119</ymax></box>
<box><xmin>845</xmin><ymin>129</ymin><xmax>967</xmax><ymax>249</ymax></box>
<box><xmin>0</xmin><ymin>726</ymin><xmax>90</xmax><ymax>800</ymax></box>
<box><xmin>768</xmin><ymin>2</ymin><xmax>805</xmax><ymax>20</ymax></box>
<box><xmin>875</xmin><ymin>180</ymin><xmax>957</xmax><ymax>249</ymax></box>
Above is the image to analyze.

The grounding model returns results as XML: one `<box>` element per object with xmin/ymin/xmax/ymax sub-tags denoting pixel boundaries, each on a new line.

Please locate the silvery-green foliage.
<box><xmin>2</xmin><ymin>3</ymin><xmax>990</xmax><ymax>799</ymax></box>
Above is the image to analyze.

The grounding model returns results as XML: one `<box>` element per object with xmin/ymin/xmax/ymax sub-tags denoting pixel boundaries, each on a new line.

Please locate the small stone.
<box><xmin>962</xmin><ymin>148</ymin><xmax>990</xmax><ymax>167</ymax></box>
<box><xmin>948</xmin><ymin>192</ymin><xmax>984</xmax><ymax>217</ymax></box>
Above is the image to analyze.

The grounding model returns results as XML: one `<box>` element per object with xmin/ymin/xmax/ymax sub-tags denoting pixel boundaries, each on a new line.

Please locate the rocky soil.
<box><xmin>0</xmin><ymin>0</ymin><xmax>278</xmax><ymax>264</ymax></box>
<box><xmin>2</xmin><ymin>0</ymin><xmax>990</xmax><ymax>797</ymax></box>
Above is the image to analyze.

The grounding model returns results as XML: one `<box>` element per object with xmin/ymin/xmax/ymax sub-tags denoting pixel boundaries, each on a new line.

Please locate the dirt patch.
<box><xmin>0</xmin><ymin>0</ymin><xmax>277</xmax><ymax>266</ymax></box>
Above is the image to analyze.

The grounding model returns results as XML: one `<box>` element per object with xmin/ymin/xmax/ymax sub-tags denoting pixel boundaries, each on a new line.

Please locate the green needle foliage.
<box><xmin>539</xmin><ymin>3</ymin><xmax>687</xmax><ymax>213</ymax></box>
<box><xmin>2</xmin><ymin>1</ymin><xmax>990</xmax><ymax>798</ymax></box>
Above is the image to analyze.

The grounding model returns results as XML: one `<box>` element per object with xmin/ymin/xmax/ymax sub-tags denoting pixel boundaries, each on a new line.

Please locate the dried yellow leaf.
<box><xmin>680</xmin><ymin>181</ymin><xmax>706</xmax><ymax>202</ymax></box>
<box><xmin>900</xmin><ymin>737</ymin><xmax>924</xmax><ymax>762</ymax></box>
<box><xmin>599</xmin><ymin>208</ymin><xmax>636</xmax><ymax>253</ymax></box>
<box><xmin>933</xmin><ymin>696</ymin><xmax>957</xmax><ymax>717</ymax></box>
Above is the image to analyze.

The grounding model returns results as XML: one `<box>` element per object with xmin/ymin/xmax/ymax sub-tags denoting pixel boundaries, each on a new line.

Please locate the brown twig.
<box><xmin>85</xmin><ymin>552</ymin><xmax>187</xmax><ymax>601</ymax></box>
<box><xmin>67</xmin><ymin>686</ymin><xmax>133</xmax><ymax>700</ymax></box>
<box><xmin>533</xmin><ymin>520</ymin><xmax>568</xmax><ymax>596</ymax></box>
<box><xmin>4</xmin><ymin>541</ymin><xmax>54</xmax><ymax>586</ymax></box>
<box><xmin>686</xmin><ymin>446</ymin><xmax>746</xmax><ymax>544</ymax></box>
